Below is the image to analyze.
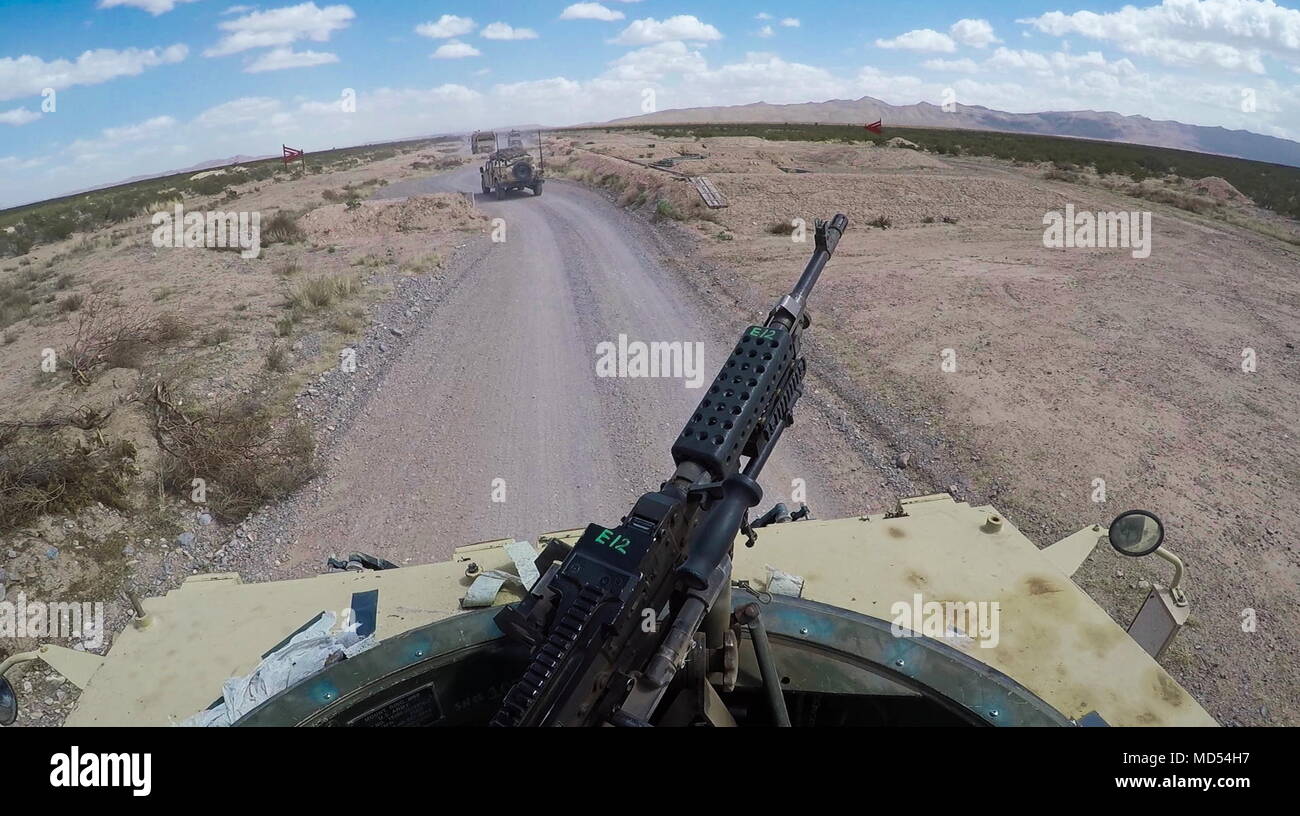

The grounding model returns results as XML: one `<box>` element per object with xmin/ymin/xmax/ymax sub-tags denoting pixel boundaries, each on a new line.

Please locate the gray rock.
<box><xmin>198</xmin><ymin>513</ymin><xmax>213</xmax><ymax>526</ymax></box>
<box><xmin>894</xmin><ymin>452</ymin><xmax>911</xmax><ymax>468</ymax></box>
<box><xmin>45</xmin><ymin>546</ymin><xmax>59</xmax><ymax>560</ymax></box>
<box><xmin>389</xmin><ymin>327</ymin><xmax>404</xmax><ymax>338</ymax></box>
<box><xmin>177</xmin><ymin>532</ymin><xmax>196</xmax><ymax>548</ymax></box>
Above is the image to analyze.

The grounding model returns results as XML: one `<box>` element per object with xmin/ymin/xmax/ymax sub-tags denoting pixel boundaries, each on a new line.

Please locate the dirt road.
<box><xmin>284</xmin><ymin>165</ymin><xmax>888</xmax><ymax>566</ymax></box>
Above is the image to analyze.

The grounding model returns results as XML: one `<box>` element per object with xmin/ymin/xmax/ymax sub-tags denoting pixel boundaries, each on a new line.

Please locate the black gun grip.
<box><xmin>678</xmin><ymin>473</ymin><xmax>762</xmax><ymax>590</ymax></box>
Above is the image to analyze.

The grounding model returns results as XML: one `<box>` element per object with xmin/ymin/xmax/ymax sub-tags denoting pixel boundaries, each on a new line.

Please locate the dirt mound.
<box><xmin>1191</xmin><ymin>176</ymin><xmax>1251</xmax><ymax>204</ymax></box>
<box><xmin>885</xmin><ymin>137</ymin><xmax>920</xmax><ymax>150</ymax></box>
<box><xmin>300</xmin><ymin>194</ymin><xmax>486</xmax><ymax>242</ymax></box>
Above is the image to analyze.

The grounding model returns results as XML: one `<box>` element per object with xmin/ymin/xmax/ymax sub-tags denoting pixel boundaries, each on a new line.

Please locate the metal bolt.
<box><xmin>799</xmin><ymin>627</ymin><xmax>808</xmax><ymax>635</ymax></box>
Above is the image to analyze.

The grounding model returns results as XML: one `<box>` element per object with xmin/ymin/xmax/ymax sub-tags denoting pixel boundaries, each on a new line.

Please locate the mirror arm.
<box><xmin>1154</xmin><ymin>547</ymin><xmax>1188</xmax><ymax>606</ymax></box>
<box><xmin>0</xmin><ymin>651</ymin><xmax>39</xmax><ymax>679</ymax></box>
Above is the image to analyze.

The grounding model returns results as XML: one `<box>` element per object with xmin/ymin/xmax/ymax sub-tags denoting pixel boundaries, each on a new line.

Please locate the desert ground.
<box><xmin>1</xmin><ymin>127</ymin><xmax>1296</xmax><ymax>726</ymax></box>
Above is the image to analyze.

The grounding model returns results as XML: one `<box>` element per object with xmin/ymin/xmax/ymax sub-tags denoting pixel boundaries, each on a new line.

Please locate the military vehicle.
<box><xmin>480</xmin><ymin>144</ymin><xmax>544</xmax><ymax>199</ymax></box>
<box><xmin>470</xmin><ymin>130</ymin><xmax>496</xmax><ymax>155</ymax></box>
<box><xmin>0</xmin><ymin>216</ymin><xmax>1213</xmax><ymax>727</ymax></box>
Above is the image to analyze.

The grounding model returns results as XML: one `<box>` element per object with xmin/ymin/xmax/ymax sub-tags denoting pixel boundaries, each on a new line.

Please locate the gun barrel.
<box><xmin>768</xmin><ymin>213</ymin><xmax>848</xmax><ymax>330</ymax></box>
<box><xmin>791</xmin><ymin>213</ymin><xmax>848</xmax><ymax>303</ymax></box>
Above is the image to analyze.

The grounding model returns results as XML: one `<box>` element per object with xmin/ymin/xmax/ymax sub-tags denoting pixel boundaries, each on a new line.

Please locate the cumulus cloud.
<box><xmin>432</xmin><ymin>40</ymin><xmax>481</xmax><ymax>59</ymax></box>
<box><xmin>245</xmin><ymin>47</ymin><xmax>340</xmax><ymax>72</ymax></box>
<box><xmin>605</xmin><ymin>41</ymin><xmax>708</xmax><ymax>81</ymax></box>
<box><xmin>0</xmin><ymin>107</ymin><xmax>42</xmax><ymax>126</ymax></box>
<box><xmin>780</xmin><ymin>18</ymin><xmax>800</xmax><ymax>27</ymax></box>
<box><xmin>98</xmin><ymin>0</ymin><xmax>198</xmax><ymax>14</ymax></box>
<box><xmin>481</xmin><ymin>22</ymin><xmax>538</xmax><ymax>40</ymax></box>
<box><xmin>876</xmin><ymin>29</ymin><xmax>957</xmax><ymax>52</ymax></box>
<box><xmin>560</xmin><ymin>3</ymin><xmax>624</xmax><ymax>22</ymax></box>
<box><xmin>415</xmin><ymin>14</ymin><xmax>476</xmax><ymax>39</ymax></box>
<box><xmin>950</xmin><ymin>18</ymin><xmax>1000</xmax><ymax>47</ymax></box>
<box><xmin>0</xmin><ymin>44</ymin><xmax>188</xmax><ymax>102</ymax></box>
<box><xmin>612</xmin><ymin>15</ymin><xmax>723</xmax><ymax>45</ymax></box>
<box><xmin>1020</xmin><ymin>0</ymin><xmax>1300</xmax><ymax>73</ymax></box>
<box><xmin>922</xmin><ymin>57</ymin><xmax>980</xmax><ymax>73</ymax></box>
<box><xmin>205</xmin><ymin>2</ymin><xmax>355</xmax><ymax>57</ymax></box>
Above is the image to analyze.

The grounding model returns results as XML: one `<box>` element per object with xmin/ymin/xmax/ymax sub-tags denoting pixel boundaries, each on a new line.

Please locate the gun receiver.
<box><xmin>491</xmin><ymin>214</ymin><xmax>849</xmax><ymax>727</ymax></box>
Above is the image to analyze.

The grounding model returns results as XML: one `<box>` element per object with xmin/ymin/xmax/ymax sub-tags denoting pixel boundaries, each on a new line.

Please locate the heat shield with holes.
<box><xmin>672</xmin><ymin>325</ymin><xmax>795</xmax><ymax>478</ymax></box>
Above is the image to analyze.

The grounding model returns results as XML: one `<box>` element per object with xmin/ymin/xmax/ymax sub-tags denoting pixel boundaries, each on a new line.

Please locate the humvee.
<box><xmin>480</xmin><ymin>145</ymin><xmax>543</xmax><ymax>199</ymax></box>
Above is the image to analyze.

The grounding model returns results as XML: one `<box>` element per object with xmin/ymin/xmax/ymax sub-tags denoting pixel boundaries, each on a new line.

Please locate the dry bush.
<box><xmin>60</xmin><ymin>301</ymin><xmax>189</xmax><ymax>384</ymax></box>
<box><xmin>0</xmin><ymin>422</ymin><xmax>136</xmax><ymax>532</ymax></box>
<box><xmin>287</xmin><ymin>274</ymin><xmax>362</xmax><ymax>311</ymax></box>
<box><xmin>262</xmin><ymin>211</ymin><xmax>304</xmax><ymax>244</ymax></box>
<box><xmin>146</xmin><ymin>381</ymin><xmax>315</xmax><ymax>523</ymax></box>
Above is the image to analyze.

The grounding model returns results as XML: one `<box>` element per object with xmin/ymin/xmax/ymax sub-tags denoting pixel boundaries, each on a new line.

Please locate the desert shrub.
<box><xmin>264</xmin><ymin>343</ymin><xmax>290</xmax><ymax>372</ymax></box>
<box><xmin>204</xmin><ymin>326</ymin><xmax>234</xmax><ymax>346</ymax></box>
<box><xmin>146</xmin><ymin>382</ymin><xmax>314</xmax><ymax>523</ymax></box>
<box><xmin>0</xmin><ymin>420</ymin><xmax>136</xmax><ymax>532</ymax></box>
<box><xmin>655</xmin><ymin>199</ymin><xmax>683</xmax><ymax>221</ymax></box>
<box><xmin>262</xmin><ymin>211</ymin><xmax>304</xmax><ymax>244</ymax></box>
<box><xmin>57</xmin><ymin>293</ymin><xmax>85</xmax><ymax>313</ymax></box>
<box><xmin>61</xmin><ymin>302</ymin><xmax>189</xmax><ymax>383</ymax></box>
<box><xmin>767</xmin><ymin>220</ymin><xmax>797</xmax><ymax>235</ymax></box>
<box><xmin>287</xmin><ymin>274</ymin><xmax>362</xmax><ymax>311</ymax></box>
<box><xmin>868</xmin><ymin>215</ymin><xmax>892</xmax><ymax>229</ymax></box>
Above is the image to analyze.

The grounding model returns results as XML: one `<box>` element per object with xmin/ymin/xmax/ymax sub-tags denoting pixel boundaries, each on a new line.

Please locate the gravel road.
<box><xmin>283</xmin><ymin>165</ymin><xmax>880</xmax><ymax>567</ymax></box>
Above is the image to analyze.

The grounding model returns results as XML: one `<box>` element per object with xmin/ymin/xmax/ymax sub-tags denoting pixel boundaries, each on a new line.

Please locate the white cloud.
<box><xmin>415</xmin><ymin>14</ymin><xmax>476</xmax><ymax>39</ymax></box>
<box><xmin>605</xmin><ymin>41</ymin><xmax>708</xmax><ymax>81</ymax></box>
<box><xmin>206</xmin><ymin>3</ymin><xmax>355</xmax><ymax>57</ymax></box>
<box><xmin>613</xmin><ymin>15</ymin><xmax>723</xmax><ymax>45</ymax></box>
<box><xmin>0</xmin><ymin>107</ymin><xmax>42</xmax><ymax>126</ymax></box>
<box><xmin>98</xmin><ymin>0</ymin><xmax>198</xmax><ymax>14</ymax></box>
<box><xmin>950</xmin><ymin>18</ymin><xmax>1000</xmax><ymax>48</ymax></box>
<box><xmin>561</xmin><ymin>3</ymin><xmax>624</xmax><ymax>22</ymax></box>
<box><xmin>245</xmin><ymin>47</ymin><xmax>339</xmax><ymax>72</ymax></box>
<box><xmin>781</xmin><ymin>18</ymin><xmax>800</xmax><ymax>28</ymax></box>
<box><xmin>0</xmin><ymin>44</ymin><xmax>188</xmax><ymax>102</ymax></box>
<box><xmin>922</xmin><ymin>57</ymin><xmax>980</xmax><ymax>73</ymax></box>
<box><xmin>875</xmin><ymin>29</ymin><xmax>957</xmax><ymax>52</ymax></box>
<box><xmin>757</xmin><ymin>25</ymin><xmax>774</xmax><ymax>38</ymax></box>
<box><xmin>432</xmin><ymin>40</ymin><xmax>481</xmax><ymax>59</ymax></box>
<box><xmin>222</xmin><ymin>5</ymin><xmax>254</xmax><ymax>14</ymax></box>
<box><xmin>481</xmin><ymin>22</ymin><xmax>538</xmax><ymax>40</ymax></box>
<box><xmin>756</xmin><ymin>12</ymin><xmax>773</xmax><ymax>21</ymax></box>
<box><xmin>101</xmin><ymin>115</ymin><xmax>177</xmax><ymax>141</ymax></box>
<box><xmin>1020</xmin><ymin>0</ymin><xmax>1300</xmax><ymax>73</ymax></box>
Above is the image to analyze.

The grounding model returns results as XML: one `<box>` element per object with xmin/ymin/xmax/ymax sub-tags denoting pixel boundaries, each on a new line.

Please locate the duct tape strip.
<box><xmin>503</xmin><ymin>540</ymin><xmax>540</xmax><ymax>590</ymax></box>
<box><xmin>461</xmin><ymin>570</ymin><xmax>522</xmax><ymax>608</ymax></box>
<box><xmin>349</xmin><ymin>589</ymin><xmax>379</xmax><ymax>637</ymax></box>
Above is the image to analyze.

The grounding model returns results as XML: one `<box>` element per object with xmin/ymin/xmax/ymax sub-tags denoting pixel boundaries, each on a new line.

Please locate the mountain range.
<box><xmin>603</xmin><ymin>96</ymin><xmax>1300</xmax><ymax>168</ymax></box>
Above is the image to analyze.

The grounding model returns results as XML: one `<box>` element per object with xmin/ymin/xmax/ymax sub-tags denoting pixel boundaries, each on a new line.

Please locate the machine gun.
<box><xmin>490</xmin><ymin>214</ymin><xmax>849</xmax><ymax>727</ymax></box>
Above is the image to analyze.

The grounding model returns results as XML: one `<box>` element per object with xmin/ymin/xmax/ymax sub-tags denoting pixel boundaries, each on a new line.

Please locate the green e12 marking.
<box><xmin>748</xmin><ymin>326</ymin><xmax>779</xmax><ymax>340</ymax></box>
<box><xmin>594</xmin><ymin>527</ymin><xmax>630</xmax><ymax>555</ymax></box>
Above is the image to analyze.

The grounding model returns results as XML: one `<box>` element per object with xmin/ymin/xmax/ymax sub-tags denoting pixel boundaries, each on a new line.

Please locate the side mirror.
<box><xmin>0</xmin><ymin>676</ymin><xmax>17</xmax><ymax>726</ymax></box>
<box><xmin>1108</xmin><ymin>510</ymin><xmax>1164</xmax><ymax>557</ymax></box>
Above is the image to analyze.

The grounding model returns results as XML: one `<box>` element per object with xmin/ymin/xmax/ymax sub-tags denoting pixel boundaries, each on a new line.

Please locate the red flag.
<box><xmin>282</xmin><ymin>144</ymin><xmax>304</xmax><ymax>164</ymax></box>
<box><xmin>865</xmin><ymin>120</ymin><xmax>883</xmax><ymax>134</ymax></box>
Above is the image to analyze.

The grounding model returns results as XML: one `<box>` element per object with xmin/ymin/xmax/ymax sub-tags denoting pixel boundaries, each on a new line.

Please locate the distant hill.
<box><xmin>66</xmin><ymin>155</ymin><xmax>273</xmax><ymax>196</ymax></box>
<box><xmin>604</xmin><ymin>96</ymin><xmax>1300</xmax><ymax>168</ymax></box>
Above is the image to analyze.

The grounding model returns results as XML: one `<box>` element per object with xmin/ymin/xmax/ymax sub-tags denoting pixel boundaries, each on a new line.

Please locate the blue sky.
<box><xmin>3</xmin><ymin>0</ymin><xmax>1300</xmax><ymax>207</ymax></box>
